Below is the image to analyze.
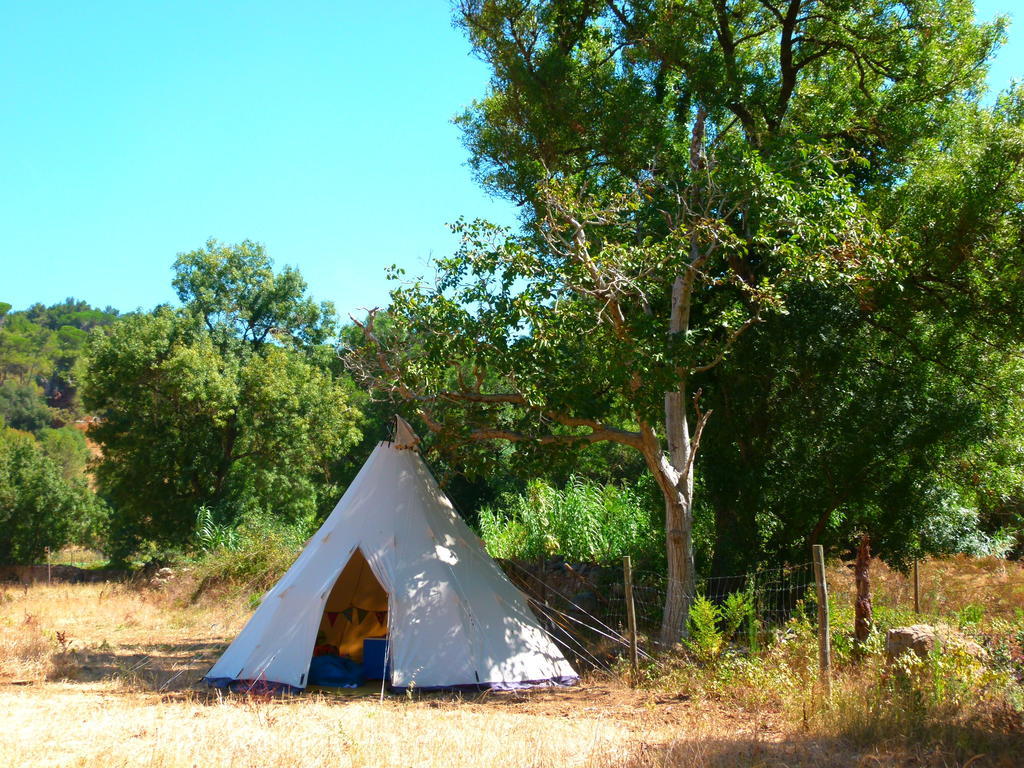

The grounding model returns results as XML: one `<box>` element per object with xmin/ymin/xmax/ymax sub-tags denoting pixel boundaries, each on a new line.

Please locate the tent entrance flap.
<box><xmin>318</xmin><ymin>548</ymin><xmax>388</xmax><ymax>661</ymax></box>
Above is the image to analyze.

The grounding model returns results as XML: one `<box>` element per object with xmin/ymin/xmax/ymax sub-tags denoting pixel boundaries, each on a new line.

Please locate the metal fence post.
<box><xmin>812</xmin><ymin>544</ymin><xmax>831</xmax><ymax>697</ymax></box>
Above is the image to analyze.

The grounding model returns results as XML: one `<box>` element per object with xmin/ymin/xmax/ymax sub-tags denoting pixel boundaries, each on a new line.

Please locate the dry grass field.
<box><xmin>1</xmin><ymin>559</ymin><xmax>1022</xmax><ymax>767</ymax></box>
<box><xmin>827</xmin><ymin>555</ymin><xmax>1024</xmax><ymax>623</ymax></box>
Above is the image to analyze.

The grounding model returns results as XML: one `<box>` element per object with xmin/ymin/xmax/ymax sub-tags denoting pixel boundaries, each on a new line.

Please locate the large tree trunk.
<box><xmin>661</xmin><ymin>486</ymin><xmax>695</xmax><ymax>645</ymax></box>
<box><xmin>650</xmin><ymin>106</ymin><xmax>708</xmax><ymax>646</ymax></box>
<box><xmin>646</xmin><ymin>387</ymin><xmax>698</xmax><ymax>646</ymax></box>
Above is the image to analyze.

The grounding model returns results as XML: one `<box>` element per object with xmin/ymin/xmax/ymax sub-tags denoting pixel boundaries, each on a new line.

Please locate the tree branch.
<box><xmin>348</xmin><ymin>310</ymin><xmax>644</xmax><ymax>450</ymax></box>
<box><xmin>691</xmin><ymin>315</ymin><xmax>761</xmax><ymax>374</ymax></box>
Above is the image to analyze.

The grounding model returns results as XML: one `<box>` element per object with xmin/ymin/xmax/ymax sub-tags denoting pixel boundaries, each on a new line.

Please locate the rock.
<box><xmin>938</xmin><ymin>628</ymin><xmax>987</xmax><ymax>661</ymax></box>
<box><xmin>886</xmin><ymin>623</ymin><xmax>986</xmax><ymax>662</ymax></box>
<box><xmin>886</xmin><ymin>624</ymin><xmax>936</xmax><ymax>660</ymax></box>
<box><xmin>149</xmin><ymin>567</ymin><xmax>176</xmax><ymax>587</ymax></box>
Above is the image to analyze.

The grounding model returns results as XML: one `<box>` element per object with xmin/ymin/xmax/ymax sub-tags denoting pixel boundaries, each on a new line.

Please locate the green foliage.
<box><xmin>958</xmin><ymin>604</ymin><xmax>985</xmax><ymax>628</ymax></box>
<box><xmin>0</xmin><ymin>313</ymin><xmax>57</xmax><ymax>384</ymax></box>
<box><xmin>190</xmin><ymin>510</ymin><xmax>311</xmax><ymax>597</ymax></box>
<box><xmin>685</xmin><ymin>595</ymin><xmax>723</xmax><ymax>663</ymax></box>
<box><xmin>351</xmin><ymin>0</ymin><xmax>1024</xmax><ymax>600</ymax></box>
<box><xmin>646</xmin><ymin>598</ymin><xmax>1022</xmax><ymax>762</ymax></box>
<box><xmin>698</xmin><ymin>279</ymin><xmax>1023</xmax><ymax>572</ymax></box>
<box><xmin>916</xmin><ymin>498</ymin><xmax>1015</xmax><ymax>560</ymax></box>
<box><xmin>194</xmin><ymin>506</ymin><xmax>239</xmax><ymax>552</ymax></box>
<box><xmin>0</xmin><ymin>381</ymin><xmax>52</xmax><ymax>432</ymax></box>
<box><xmin>681</xmin><ymin>590</ymin><xmax>754</xmax><ymax>663</ymax></box>
<box><xmin>37</xmin><ymin>426</ymin><xmax>89</xmax><ymax>481</ymax></box>
<box><xmin>476</xmin><ymin>476</ymin><xmax>660</xmax><ymax>564</ymax></box>
<box><xmin>826</xmin><ymin>646</ymin><xmax>1016</xmax><ymax>757</ymax></box>
<box><xmin>720</xmin><ymin>591</ymin><xmax>753</xmax><ymax>645</ymax></box>
<box><xmin>173</xmin><ymin>238</ymin><xmax>336</xmax><ymax>349</ymax></box>
<box><xmin>82</xmin><ymin>243</ymin><xmax>362</xmax><ymax>562</ymax></box>
<box><xmin>0</xmin><ymin>298</ymin><xmax>118</xmax><ymax>424</ymax></box>
<box><xmin>690</xmin><ymin>93</ymin><xmax>1024</xmax><ymax>572</ymax></box>
<box><xmin>0</xmin><ymin>427</ymin><xmax>104</xmax><ymax>564</ymax></box>
<box><xmin>23</xmin><ymin>298</ymin><xmax>120</xmax><ymax>332</ymax></box>
<box><xmin>0</xmin><ymin>298</ymin><xmax>119</xmax><ymax>557</ymax></box>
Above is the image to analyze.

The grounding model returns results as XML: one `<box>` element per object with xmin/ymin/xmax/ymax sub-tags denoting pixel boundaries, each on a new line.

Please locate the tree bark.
<box><xmin>651</xmin><ymin>106</ymin><xmax>707</xmax><ymax>646</ymax></box>
<box><xmin>642</xmin><ymin>408</ymin><xmax>696</xmax><ymax>646</ymax></box>
<box><xmin>661</xmin><ymin>487</ymin><xmax>695</xmax><ymax>645</ymax></box>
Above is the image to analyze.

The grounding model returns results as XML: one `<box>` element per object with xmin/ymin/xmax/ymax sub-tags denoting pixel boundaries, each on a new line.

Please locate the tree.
<box><xmin>0</xmin><ymin>426</ymin><xmax>99</xmax><ymax>564</ymax></box>
<box><xmin>83</xmin><ymin>242</ymin><xmax>362</xmax><ymax>562</ymax></box>
<box><xmin>173</xmin><ymin>239</ymin><xmax>335</xmax><ymax>350</ymax></box>
<box><xmin>37</xmin><ymin>426</ymin><xmax>90</xmax><ymax>481</ymax></box>
<box><xmin>0</xmin><ymin>299</ymin><xmax>118</xmax><ymax>418</ymax></box>
<box><xmin>0</xmin><ymin>381</ymin><xmax>52</xmax><ymax>432</ymax></box>
<box><xmin>349</xmin><ymin>0</ymin><xmax>1005</xmax><ymax>644</ymax></box>
<box><xmin>0</xmin><ymin>314</ymin><xmax>56</xmax><ymax>384</ymax></box>
<box><xmin>699</xmin><ymin>91</ymin><xmax>1024</xmax><ymax>574</ymax></box>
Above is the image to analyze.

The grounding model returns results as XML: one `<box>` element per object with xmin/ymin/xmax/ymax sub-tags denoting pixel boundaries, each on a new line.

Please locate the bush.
<box><xmin>477</xmin><ymin>476</ymin><xmax>661</xmax><ymax>564</ymax></box>
<box><xmin>0</xmin><ymin>427</ymin><xmax>103</xmax><ymax>564</ymax></box>
<box><xmin>720</xmin><ymin>590</ymin><xmax>753</xmax><ymax>644</ymax></box>
<box><xmin>0</xmin><ymin>381</ymin><xmax>52</xmax><ymax>433</ymax></box>
<box><xmin>823</xmin><ymin>645</ymin><xmax>1022</xmax><ymax>759</ymax></box>
<box><xmin>37</xmin><ymin>426</ymin><xmax>90</xmax><ymax>480</ymax></box>
<box><xmin>916</xmin><ymin>492</ymin><xmax>1015</xmax><ymax>560</ymax></box>
<box><xmin>189</xmin><ymin>509</ymin><xmax>313</xmax><ymax>598</ymax></box>
<box><xmin>685</xmin><ymin>595</ymin><xmax>723</xmax><ymax>663</ymax></box>
<box><xmin>681</xmin><ymin>591</ymin><xmax>756</xmax><ymax>664</ymax></box>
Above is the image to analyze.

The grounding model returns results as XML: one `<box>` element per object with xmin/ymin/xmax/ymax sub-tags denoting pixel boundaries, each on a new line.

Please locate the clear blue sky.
<box><xmin>2</xmin><ymin>1</ymin><xmax>1020</xmax><ymax>319</ymax></box>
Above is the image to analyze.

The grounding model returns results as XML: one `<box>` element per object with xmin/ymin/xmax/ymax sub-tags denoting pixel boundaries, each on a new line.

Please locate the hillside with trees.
<box><xmin>0</xmin><ymin>246</ymin><xmax>373</xmax><ymax>566</ymax></box>
<box><xmin>80</xmin><ymin>240</ymin><xmax>366</xmax><ymax>565</ymax></box>
<box><xmin>0</xmin><ymin>298</ymin><xmax>118</xmax><ymax>426</ymax></box>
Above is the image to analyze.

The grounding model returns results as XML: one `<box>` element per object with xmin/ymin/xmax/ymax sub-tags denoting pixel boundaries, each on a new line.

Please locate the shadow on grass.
<box><xmin>59</xmin><ymin>639</ymin><xmax>227</xmax><ymax>690</ymax></box>
<box><xmin>57</xmin><ymin>639</ymin><xmax>385</xmax><ymax>701</ymax></box>
<box><xmin>622</xmin><ymin>731</ymin><xmax>1023</xmax><ymax>768</ymax></box>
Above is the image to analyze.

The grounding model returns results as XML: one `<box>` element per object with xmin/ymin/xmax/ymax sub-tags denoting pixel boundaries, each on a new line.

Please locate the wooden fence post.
<box><xmin>812</xmin><ymin>544</ymin><xmax>832</xmax><ymax>697</ymax></box>
<box><xmin>854</xmin><ymin>535</ymin><xmax>872</xmax><ymax>644</ymax></box>
<box><xmin>537</xmin><ymin>554</ymin><xmax>547</xmax><ymax>609</ymax></box>
<box><xmin>623</xmin><ymin>555</ymin><xmax>639</xmax><ymax>684</ymax></box>
<box><xmin>46</xmin><ymin>547</ymin><xmax>51</xmax><ymax>586</ymax></box>
<box><xmin>913</xmin><ymin>559</ymin><xmax>920</xmax><ymax>614</ymax></box>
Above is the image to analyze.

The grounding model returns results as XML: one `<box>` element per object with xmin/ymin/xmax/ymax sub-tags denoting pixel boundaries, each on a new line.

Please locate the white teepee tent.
<box><xmin>204</xmin><ymin>418</ymin><xmax>577</xmax><ymax>691</ymax></box>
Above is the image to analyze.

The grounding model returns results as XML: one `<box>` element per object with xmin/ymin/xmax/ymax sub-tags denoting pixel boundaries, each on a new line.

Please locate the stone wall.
<box><xmin>0</xmin><ymin>564</ymin><xmax>128</xmax><ymax>584</ymax></box>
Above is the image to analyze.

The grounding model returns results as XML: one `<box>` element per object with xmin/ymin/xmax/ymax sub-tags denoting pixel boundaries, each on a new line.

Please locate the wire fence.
<box><xmin>823</xmin><ymin>558</ymin><xmax>1023</xmax><ymax>641</ymax></box>
<box><xmin>501</xmin><ymin>554</ymin><xmax>1024</xmax><ymax>676</ymax></box>
<box><xmin>501</xmin><ymin>557</ymin><xmax>819</xmax><ymax>671</ymax></box>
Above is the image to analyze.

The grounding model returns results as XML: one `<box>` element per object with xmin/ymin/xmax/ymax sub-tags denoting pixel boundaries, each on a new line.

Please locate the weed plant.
<box><xmin>820</xmin><ymin>644</ymin><xmax>1023</xmax><ymax>761</ymax></box>
<box><xmin>189</xmin><ymin>510</ymin><xmax>312</xmax><ymax>600</ymax></box>
<box><xmin>477</xmin><ymin>476</ymin><xmax>662</xmax><ymax>565</ymax></box>
<box><xmin>628</xmin><ymin>563</ymin><xmax>1024</xmax><ymax>765</ymax></box>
